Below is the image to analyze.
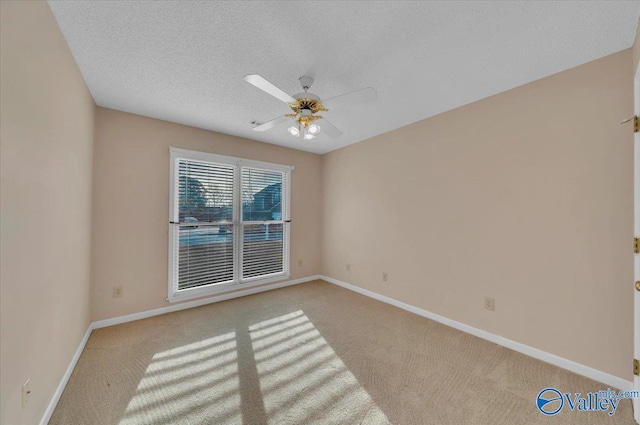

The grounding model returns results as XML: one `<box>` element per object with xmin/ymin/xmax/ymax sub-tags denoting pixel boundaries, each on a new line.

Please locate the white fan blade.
<box><xmin>252</xmin><ymin>116</ymin><xmax>290</xmax><ymax>132</ymax></box>
<box><xmin>319</xmin><ymin>119</ymin><xmax>343</xmax><ymax>138</ymax></box>
<box><xmin>244</xmin><ymin>74</ymin><xmax>296</xmax><ymax>104</ymax></box>
<box><xmin>322</xmin><ymin>87</ymin><xmax>377</xmax><ymax>109</ymax></box>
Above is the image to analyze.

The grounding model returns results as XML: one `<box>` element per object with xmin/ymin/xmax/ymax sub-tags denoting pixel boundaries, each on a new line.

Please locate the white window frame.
<box><xmin>168</xmin><ymin>147</ymin><xmax>292</xmax><ymax>302</ymax></box>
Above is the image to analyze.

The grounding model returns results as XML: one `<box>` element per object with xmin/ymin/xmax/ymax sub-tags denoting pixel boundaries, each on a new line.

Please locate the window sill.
<box><xmin>167</xmin><ymin>273</ymin><xmax>290</xmax><ymax>303</ymax></box>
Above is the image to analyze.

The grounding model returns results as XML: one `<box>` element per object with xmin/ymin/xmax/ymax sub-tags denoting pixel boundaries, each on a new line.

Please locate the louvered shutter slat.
<box><xmin>174</xmin><ymin>159</ymin><xmax>235</xmax><ymax>290</ymax></box>
<box><xmin>241</xmin><ymin>168</ymin><xmax>285</xmax><ymax>279</ymax></box>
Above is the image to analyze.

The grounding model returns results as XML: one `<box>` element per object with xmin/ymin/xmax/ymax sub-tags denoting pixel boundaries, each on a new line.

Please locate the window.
<box><xmin>168</xmin><ymin>148</ymin><xmax>291</xmax><ymax>301</ymax></box>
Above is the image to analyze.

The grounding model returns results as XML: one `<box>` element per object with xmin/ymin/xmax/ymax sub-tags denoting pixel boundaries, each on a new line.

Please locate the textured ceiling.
<box><xmin>48</xmin><ymin>1</ymin><xmax>640</xmax><ymax>154</ymax></box>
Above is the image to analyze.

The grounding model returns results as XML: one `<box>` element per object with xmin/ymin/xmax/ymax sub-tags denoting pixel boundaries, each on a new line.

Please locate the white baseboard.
<box><xmin>40</xmin><ymin>325</ymin><xmax>92</xmax><ymax>425</ymax></box>
<box><xmin>92</xmin><ymin>275</ymin><xmax>320</xmax><ymax>329</ymax></box>
<box><xmin>320</xmin><ymin>275</ymin><xmax>633</xmax><ymax>391</ymax></box>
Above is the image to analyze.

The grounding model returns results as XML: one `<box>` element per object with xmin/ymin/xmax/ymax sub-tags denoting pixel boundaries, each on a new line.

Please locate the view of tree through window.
<box><xmin>178</xmin><ymin>161</ymin><xmax>234</xmax><ymax>223</ymax></box>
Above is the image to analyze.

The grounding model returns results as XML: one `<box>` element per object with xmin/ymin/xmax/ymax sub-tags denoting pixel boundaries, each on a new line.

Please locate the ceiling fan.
<box><xmin>244</xmin><ymin>74</ymin><xmax>377</xmax><ymax>140</ymax></box>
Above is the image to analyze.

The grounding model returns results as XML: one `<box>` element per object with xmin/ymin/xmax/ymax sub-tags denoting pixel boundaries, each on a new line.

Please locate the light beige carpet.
<box><xmin>50</xmin><ymin>280</ymin><xmax>635</xmax><ymax>424</ymax></box>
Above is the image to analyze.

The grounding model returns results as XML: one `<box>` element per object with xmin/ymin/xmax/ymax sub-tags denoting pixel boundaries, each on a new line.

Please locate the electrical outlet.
<box><xmin>346</xmin><ymin>263</ymin><xmax>351</xmax><ymax>272</ymax></box>
<box><xmin>22</xmin><ymin>379</ymin><xmax>31</xmax><ymax>408</ymax></box>
<box><xmin>113</xmin><ymin>286</ymin><xmax>123</xmax><ymax>298</ymax></box>
<box><xmin>484</xmin><ymin>296</ymin><xmax>495</xmax><ymax>311</ymax></box>
<box><xmin>297</xmin><ymin>259</ymin><xmax>303</xmax><ymax>267</ymax></box>
<box><xmin>382</xmin><ymin>272</ymin><xmax>388</xmax><ymax>282</ymax></box>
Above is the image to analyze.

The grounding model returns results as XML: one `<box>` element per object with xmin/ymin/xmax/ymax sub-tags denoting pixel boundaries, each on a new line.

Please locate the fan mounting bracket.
<box><xmin>299</xmin><ymin>76</ymin><xmax>314</xmax><ymax>91</ymax></box>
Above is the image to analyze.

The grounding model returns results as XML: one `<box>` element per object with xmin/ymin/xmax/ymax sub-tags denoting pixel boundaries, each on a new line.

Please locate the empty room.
<box><xmin>3</xmin><ymin>1</ymin><xmax>640</xmax><ymax>424</ymax></box>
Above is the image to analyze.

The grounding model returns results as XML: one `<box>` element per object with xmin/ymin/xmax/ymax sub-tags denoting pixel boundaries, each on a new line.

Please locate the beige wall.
<box><xmin>0</xmin><ymin>2</ymin><xmax>95</xmax><ymax>424</ymax></box>
<box><xmin>91</xmin><ymin>108</ymin><xmax>323</xmax><ymax>322</ymax></box>
<box><xmin>634</xmin><ymin>19</ymin><xmax>640</xmax><ymax>75</ymax></box>
<box><xmin>322</xmin><ymin>50</ymin><xmax>634</xmax><ymax>380</ymax></box>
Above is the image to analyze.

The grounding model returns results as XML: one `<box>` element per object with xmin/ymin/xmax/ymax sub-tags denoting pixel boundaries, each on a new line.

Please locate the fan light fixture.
<box><xmin>288</xmin><ymin>123</ymin><xmax>317</xmax><ymax>140</ymax></box>
<box><xmin>287</xmin><ymin>126</ymin><xmax>299</xmax><ymax>137</ymax></box>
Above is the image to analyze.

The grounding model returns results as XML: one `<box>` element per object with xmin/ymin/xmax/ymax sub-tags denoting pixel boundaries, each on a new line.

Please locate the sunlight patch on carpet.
<box><xmin>249</xmin><ymin>310</ymin><xmax>390</xmax><ymax>424</ymax></box>
<box><xmin>120</xmin><ymin>331</ymin><xmax>240</xmax><ymax>424</ymax></box>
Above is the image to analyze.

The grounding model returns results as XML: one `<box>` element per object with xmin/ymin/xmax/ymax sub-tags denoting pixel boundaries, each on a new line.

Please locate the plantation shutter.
<box><xmin>169</xmin><ymin>148</ymin><xmax>290</xmax><ymax>301</ymax></box>
<box><xmin>241</xmin><ymin>167</ymin><xmax>286</xmax><ymax>280</ymax></box>
<box><xmin>172</xmin><ymin>158</ymin><xmax>236</xmax><ymax>291</ymax></box>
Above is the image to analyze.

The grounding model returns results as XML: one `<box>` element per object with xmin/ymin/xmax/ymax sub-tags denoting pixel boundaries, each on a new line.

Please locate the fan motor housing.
<box><xmin>292</xmin><ymin>92</ymin><xmax>320</xmax><ymax>101</ymax></box>
<box><xmin>289</xmin><ymin>95</ymin><xmax>327</xmax><ymax>114</ymax></box>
